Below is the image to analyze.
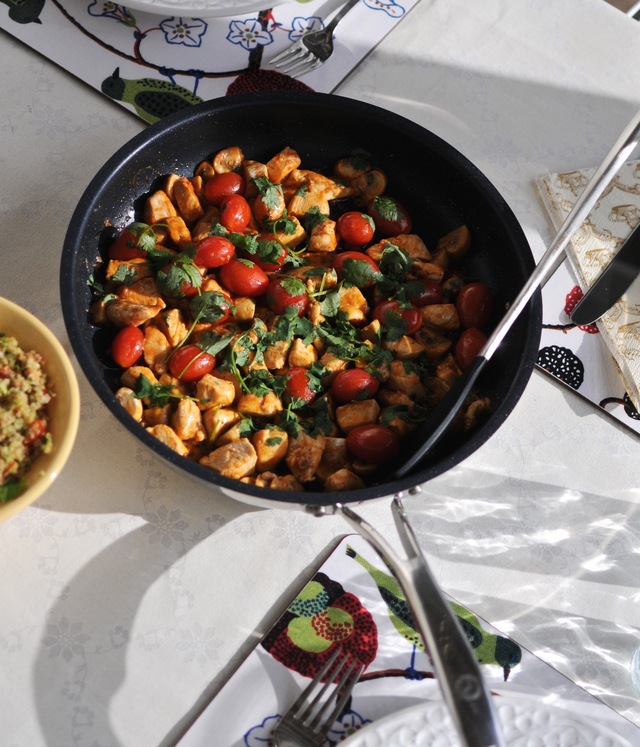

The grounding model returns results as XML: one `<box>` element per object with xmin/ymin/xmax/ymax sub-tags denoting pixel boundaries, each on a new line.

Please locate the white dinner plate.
<box><xmin>120</xmin><ymin>0</ymin><xmax>291</xmax><ymax>20</ymax></box>
<box><xmin>342</xmin><ymin>694</ymin><xmax>634</xmax><ymax>747</ymax></box>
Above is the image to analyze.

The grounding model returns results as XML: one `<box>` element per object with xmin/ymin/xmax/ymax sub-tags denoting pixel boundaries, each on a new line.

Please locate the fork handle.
<box><xmin>325</xmin><ymin>0</ymin><xmax>362</xmax><ymax>33</ymax></box>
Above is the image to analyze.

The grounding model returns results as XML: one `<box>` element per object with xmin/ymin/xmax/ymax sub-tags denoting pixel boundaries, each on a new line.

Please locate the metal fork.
<box><xmin>268</xmin><ymin>0</ymin><xmax>361</xmax><ymax>78</ymax></box>
<box><xmin>273</xmin><ymin>645</ymin><xmax>364</xmax><ymax>747</ymax></box>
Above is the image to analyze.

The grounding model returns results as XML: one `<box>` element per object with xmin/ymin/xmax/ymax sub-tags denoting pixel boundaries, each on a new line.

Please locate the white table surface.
<box><xmin>2</xmin><ymin>0</ymin><xmax>640</xmax><ymax>744</ymax></box>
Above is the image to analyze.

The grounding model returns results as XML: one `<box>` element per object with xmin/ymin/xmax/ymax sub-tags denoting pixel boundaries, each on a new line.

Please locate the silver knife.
<box><xmin>570</xmin><ymin>221</ymin><xmax>640</xmax><ymax>325</ymax></box>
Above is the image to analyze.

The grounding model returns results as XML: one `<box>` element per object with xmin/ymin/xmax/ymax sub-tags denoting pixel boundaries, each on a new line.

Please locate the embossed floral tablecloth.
<box><xmin>0</xmin><ymin>0</ymin><xmax>418</xmax><ymax>122</ymax></box>
<box><xmin>176</xmin><ymin>535</ymin><xmax>638</xmax><ymax>746</ymax></box>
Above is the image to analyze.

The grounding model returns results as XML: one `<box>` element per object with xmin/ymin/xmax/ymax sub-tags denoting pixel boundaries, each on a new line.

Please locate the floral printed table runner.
<box><xmin>176</xmin><ymin>534</ymin><xmax>635</xmax><ymax>745</ymax></box>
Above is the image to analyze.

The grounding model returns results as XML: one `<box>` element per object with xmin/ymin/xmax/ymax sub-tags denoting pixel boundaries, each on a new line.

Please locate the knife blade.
<box><xmin>570</xmin><ymin>221</ymin><xmax>640</xmax><ymax>325</ymax></box>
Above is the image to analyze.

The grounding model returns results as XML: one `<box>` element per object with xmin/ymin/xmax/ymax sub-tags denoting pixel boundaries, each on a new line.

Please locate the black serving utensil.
<box><xmin>393</xmin><ymin>108</ymin><xmax>640</xmax><ymax>479</ymax></box>
<box><xmin>570</xmin><ymin>221</ymin><xmax>640</xmax><ymax>325</ymax></box>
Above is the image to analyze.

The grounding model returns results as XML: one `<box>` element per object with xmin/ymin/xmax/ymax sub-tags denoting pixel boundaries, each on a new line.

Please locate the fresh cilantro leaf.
<box><xmin>371</xmin><ymin>196</ymin><xmax>402</xmax><ymax>222</ymax></box>
<box><xmin>339</xmin><ymin>257</ymin><xmax>384</xmax><ymax>289</ymax></box>
<box><xmin>133</xmin><ymin>375</ymin><xmax>179</xmax><ymax>407</ymax></box>
<box><xmin>110</xmin><ymin>264</ymin><xmax>138</xmax><ymax>286</ymax></box>
<box><xmin>379</xmin><ymin>244</ymin><xmax>411</xmax><ymax>281</ymax></box>
<box><xmin>303</xmin><ymin>206</ymin><xmax>328</xmax><ymax>231</ymax></box>
<box><xmin>265</xmin><ymin>435</ymin><xmax>283</xmax><ymax>447</ymax></box>
<box><xmin>157</xmin><ymin>250</ymin><xmax>202</xmax><ymax>298</ymax></box>
<box><xmin>229</xmin><ymin>232</ymin><xmax>259</xmax><ymax>255</ymax></box>
<box><xmin>268</xmin><ymin>212</ymin><xmax>297</xmax><ymax>236</ymax></box>
<box><xmin>319</xmin><ymin>289</ymin><xmax>341</xmax><ymax>317</ymax></box>
<box><xmin>238</xmin><ymin>418</ymin><xmax>255</xmax><ymax>437</ymax></box>
<box><xmin>197</xmin><ymin>330</ymin><xmax>235</xmax><ymax>356</ymax></box>
<box><xmin>306</xmin><ymin>396</ymin><xmax>335</xmax><ymax>436</ymax></box>
<box><xmin>280</xmin><ymin>277</ymin><xmax>307</xmax><ymax>297</ymax></box>
<box><xmin>253</xmin><ymin>176</ymin><xmax>283</xmax><ymax>211</ymax></box>
<box><xmin>126</xmin><ymin>222</ymin><xmax>160</xmax><ymax>253</ymax></box>
<box><xmin>189</xmin><ymin>291</ymin><xmax>234</xmax><ymax>324</ymax></box>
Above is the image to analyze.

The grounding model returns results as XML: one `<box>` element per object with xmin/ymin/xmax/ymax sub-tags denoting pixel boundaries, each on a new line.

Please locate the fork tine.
<box><xmin>273</xmin><ymin>49</ymin><xmax>314</xmax><ymax>75</ymax></box>
<box><xmin>279</xmin><ymin>55</ymin><xmax>324</xmax><ymax>78</ymax></box>
<box><xmin>309</xmin><ymin>661</ymin><xmax>363</xmax><ymax>733</ymax></box>
<box><xmin>268</xmin><ymin>42</ymin><xmax>304</xmax><ymax>66</ymax></box>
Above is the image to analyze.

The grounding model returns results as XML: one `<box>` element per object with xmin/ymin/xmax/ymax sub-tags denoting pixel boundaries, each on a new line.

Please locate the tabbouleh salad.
<box><xmin>0</xmin><ymin>333</ymin><xmax>53</xmax><ymax>502</ymax></box>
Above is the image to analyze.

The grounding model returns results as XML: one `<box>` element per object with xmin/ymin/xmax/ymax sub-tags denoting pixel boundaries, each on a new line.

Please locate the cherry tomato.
<box><xmin>333</xmin><ymin>251</ymin><xmax>380</xmax><ymax>288</ymax></box>
<box><xmin>203</xmin><ymin>172</ymin><xmax>245</xmax><ymax>207</ymax></box>
<box><xmin>265</xmin><ymin>277</ymin><xmax>309</xmax><ymax>317</ymax></box>
<box><xmin>111</xmin><ymin>325</ymin><xmax>144</xmax><ymax>368</ymax></box>
<box><xmin>194</xmin><ymin>235</ymin><xmax>236</xmax><ymax>268</ymax></box>
<box><xmin>373</xmin><ymin>300</ymin><xmax>422</xmax><ymax>335</ymax></box>
<box><xmin>24</xmin><ymin>418</ymin><xmax>47</xmax><ymax>446</ymax></box>
<box><xmin>456</xmin><ymin>282</ymin><xmax>494</xmax><ymax>329</ymax></box>
<box><xmin>284</xmin><ymin>367</ymin><xmax>317</xmax><ymax>405</ymax></box>
<box><xmin>405</xmin><ymin>279</ymin><xmax>443</xmax><ymax>307</ymax></box>
<box><xmin>336</xmin><ymin>211</ymin><xmax>375</xmax><ymax>247</ymax></box>
<box><xmin>108</xmin><ymin>225</ymin><xmax>148</xmax><ymax>260</ymax></box>
<box><xmin>219</xmin><ymin>194</ymin><xmax>251</xmax><ymax>232</ymax></box>
<box><xmin>331</xmin><ymin>369</ymin><xmax>380</xmax><ymax>404</ymax></box>
<box><xmin>367</xmin><ymin>196</ymin><xmax>412</xmax><ymax>237</ymax></box>
<box><xmin>454</xmin><ymin>327</ymin><xmax>487</xmax><ymax>370</ymax></box>
<box><xmin>219</xmin><ymin>258</ymin><xmax>269</xmax><ymax>297</ymax></box>
<box><xmin>169</xmin><ymin>344</ymin><xmax>216</xmax><ymax>382</ymax></box>
<box><xmin>346</xmin><ymin>424</ymin><xmax>400</xmax><ymax>463</ymax></box>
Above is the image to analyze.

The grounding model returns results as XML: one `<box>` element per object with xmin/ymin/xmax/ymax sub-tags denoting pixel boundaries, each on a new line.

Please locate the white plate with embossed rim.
<box><xmin>119</xmin><ymin>0</ymin><xmax>291</xmax><ymax>20</ymax></box>
<box><xmin>341</xmin><ymin>693</ymin><xmax>635</xmax><ymax>747</ymax></box>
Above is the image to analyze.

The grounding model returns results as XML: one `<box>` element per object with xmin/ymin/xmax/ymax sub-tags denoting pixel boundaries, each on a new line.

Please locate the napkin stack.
<box><xmin>537</xmin><ymin>160</ymin><xmax>640</xmax><ymax>409</ymax></box>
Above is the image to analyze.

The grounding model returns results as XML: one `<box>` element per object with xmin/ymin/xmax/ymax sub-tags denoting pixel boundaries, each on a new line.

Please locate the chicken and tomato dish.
<box><xmin>88</xmin><ymin>145</ymin><xmax>494</xmax><ymax>492</ymax></box>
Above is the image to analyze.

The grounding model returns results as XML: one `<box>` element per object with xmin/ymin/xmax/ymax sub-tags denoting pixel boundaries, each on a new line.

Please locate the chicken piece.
<box><xmin>245</xmin><ymin>471</ymin><xmax>303</xmax><ymax>491</ymax></box>
<box><xmin>212</xmin><ymin>369</ymin><xmax>243</xmax><ymax>401</ymax></box>
<box><xmin>422</xmin><ymin>303</ymin><xmax>460</xmax><ymax>331</ymax></box>
<box><xmin>324</xmin><ymin>468</ymin><xmax>366</xmax><ymax>492</ymax></box>
<box><xmin>414</xmin><ymin>327</ymin><xmax>452</xmax><ymax>361</ymax></box>
<box><xmin>143</xmin><ymin>405</ymin><xmax>172</xmax><ymax>426</ymax></box>
<box><xmin>147</xmin><ymin>424</ymin><xmax>189</xmax><ymax>456</ymax></box>
<box><xmin>242</xmin><ymin>160</ymin><xmax>269</xmax><ymax>198</ymax></box>
<box><xmin>382</xmin><ymin>335</ymin><xmax>427</xmax><ymax>359</ymax></box>
<box><xmin>410</xmin><ymin>260</ymin><xmax>445</xmax><ymax>283</ymax></box>
<box><xmin>287</xmin><ymin>338</ymin><xmax>317</xmax><ymax>368</ymax></box>
<box><xmin>273</xmin><ymin>216</ymin><xmax>306</xmax><ymax>248</ymax></box>
<box><xmin>213</xmin><ymin>146</ymin><xmax>243</xmax><ymax>174</ymax></box>
<box><xmin>315</xmin><ymin>437</ymin><xmax>350</xmax><ymax>482</ymax></box>
<box><xmin>144</xmin><ymin>190</ymin><xmax>177</xmax><ymax>224</ymax></box>
<box><xmin>289</xmin><ymin>260</ymin><xmax>338</xmax><ymax>293</ymax></box>
<box><xmin>437</xmin><ymin>224</ymin><xmax>471</xmax><ymax>259</ymax></box>
<box><xmin>156</xmin><ymin>308</ymin><xmax>188</xmax><ymax>348</ymax></box>
<box><xmin>436</xmin><ymin>354</ymin><xmax>463</xmax><ymax>388</ymax></box>
<box><xmin>286</xmin><ymin>432</ymin><xmax>326</xmax><ymax>483</ymax></box>
<box><xmin>307</xmin><ymin>300</ymin><xmax>326</xmax><ymax>326</ymax></box>
<box><xmin>377</xmin><ymin>388</ymin><xmax>415</xmax><ymax>410</ymax></box>
<box><xmin>172</xmin><ymin>398</ymin><xmax>204</xmax><ymax>441</ymax></box>
<box><xmin>105</xmin><ymin>258</ymin><xmax>153</xmax><ymax>283</ymax></box>
<box><xmin>106</xmin><ymin>299</ymin><xmax>164</xmax><ymax>328</ymax></box>
<box><xmin>266</xmin><ymin>146</ymin><xmax>302</xmax><ymax>184</ymax></box>
<box><xmin>216</xmin><ymin>422</ymin><xmax>245</xmax><ymax>445</ymax></box>
<box><xmin>165</xmin><ymin>215</ymin><xmax>191</xmax><ymax>246</ymax></box>
<box><xmin>117</xmin><ymin>276</ymin><xmax>164</xmax><ymax>306</ymax></box>
<box><xmin>196</xmin><ymin>374</ymin><xmax>237</xmax><ymax>409</ymax></box>
<box><xmin>143</xmin><ymin>325</ymin><xmax>171</xmax><ymax>375</ymax></box>
<box><xmin>263</xmin><ymin>339</ymin><xmax>290</xmax><ymax>370</ymax></box>
<box><xmin>308</xmin><ymin>219</ymin><xmax>338</xmax><ymax>253</ymax></box>
<box><xmin>170</xmin><ymin>176</ymin><xmax>204</xmax><ymax>224</ymax></box>
<box><xmin>380</xmin><ymin>407</ymin><xmax>416</xmax><ymax>438</ymax></box>
<box><xmin>191</xmin><ymin>206</ymin><xmax>221</xmax><ymax>242</ymax></box>
<box><xmin>335</xmin><ymin>399</ymin><xmax>381</xmax><ymax>433</ymax></box>
<box><xmin>339</xmin><ymin>286</ymin><xmax>369</xmax><ymax>324</ymax></box>
<box><xmin>200</xmin><ymin>438</ymin><xmax>257</xmax><ymax>479</ymax></box>
<box><xmin>253</xmin><ymin>427</ymin><xmax>289</xmax><ymax>472</ymax></box>
<box><xmin>237</xmin><ymin>391</ymin><xmax>283</xmax><ymax>418</ymax></box>
<box><xmin>115</xmin><ymin>387</ymin><xmax>143</xmax><ymax>421</ymax></box>
<box><xmin>284</xmin><ymin>169</ymin><xmax>347</xmax><ymax>200</ymax></box>
<box><xmin>387</xmin><ymin>359</ymin><xmax>426</xmax><ymax>398</ymax></box>
<box><xmin>366</xmin><ymin>234</ymin><xmax>431</xmax><ymax>263</ymax></box>
<box><xmin>252</xmin><ymin>182</ymin><xmax>286</xmax><ymax>224</ymax></box>
<box><xmin>351</xmin><ymin>169</ymin><xmax>387</xmax><ymax>203</ymax></box>
<box><xmin>234</xmin><ymin>297</ymin><xmax>256</xmax><ymax>323</ymax></box>
<box><xmin>358</xmin><ymin>319</ymin><xmax>381</xmax><ymax>344</ymax></box>
<box><xmin>120</xmin><ymin>366</ymin><xmax>158</xmax><ymax>390</ymax></box>
<box><xmin>319</xmin><ymin>351</ymin><xmax>349</xmax><ymax>384</ymax></box>
<box><xmin>202</xmin><ymin>407</ymin><xmax>242</xmax><ymax>443</ymax></box>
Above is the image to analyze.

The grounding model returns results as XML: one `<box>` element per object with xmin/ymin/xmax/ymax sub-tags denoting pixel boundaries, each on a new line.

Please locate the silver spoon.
<box><xmin>393</xmin><ymin>108</ymin><xmax>640</xmax><ymax>479</ymax></box>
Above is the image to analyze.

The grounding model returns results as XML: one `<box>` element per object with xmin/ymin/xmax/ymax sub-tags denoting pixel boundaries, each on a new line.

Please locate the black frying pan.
<box><xmin>60</xmin><ymin>91</ymin><xmax>542</xmax><ymax>507</ymax></box>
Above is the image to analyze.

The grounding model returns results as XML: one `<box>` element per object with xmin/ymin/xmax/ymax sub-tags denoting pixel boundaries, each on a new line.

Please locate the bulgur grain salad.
<box><xmin>0</xmin><ymin>334</ymin><xmax>53</xmax><ymax>502</ymax></box>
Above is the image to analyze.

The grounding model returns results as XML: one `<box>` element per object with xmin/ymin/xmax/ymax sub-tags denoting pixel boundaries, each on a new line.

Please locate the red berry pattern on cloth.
<box><xmin>226</xmin><ymin>69</ymin><xmax>314</xmax><ymax>96</ymax></box>
<box><xmin>564</xmin><ymin>285</ymin><xmax>599</xmax><ymax>334</ymax></box>
<box><xmin>261</xmin><ymin>572</ymin><xmax>377</xmax><ymax>679</ymax></box>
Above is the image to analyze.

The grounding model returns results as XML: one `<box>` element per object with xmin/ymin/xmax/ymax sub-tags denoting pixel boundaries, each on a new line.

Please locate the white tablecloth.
<box><xmin>2</xmin><ymin>0</ymin><xmax>640</xmax><ymax>744</ymax></box>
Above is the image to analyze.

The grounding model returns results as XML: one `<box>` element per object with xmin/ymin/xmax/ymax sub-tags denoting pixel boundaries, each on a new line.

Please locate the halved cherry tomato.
<box><xmin>336</xmin><ymin>211</ymin><xmax>375</xmax><ymax>247</ymax></box>
<box><xmin>284</xmin><ymin>367</ymin><xmax>317</xmax><ymax>405</ymax></box>
<box><xmin>333</xmin><ymin>251</ymin><xmax>380</xmax><ymax>288</ymax></box>
<box><xmin>346</xmin><ymin>424</ymin><xmax>400</xmax><ymax>463</ymax></box>
<box><xmin>265</xmin><ymin>277</ymin><xmax>309</xmax><ymax>317</ymax></box>
<box><xmin>405</xmin><ymin>279</ymin><xmax>443</xmax><ymax>307</ymax></box>
<box><xmin>219</xmin><ymin>258</ymin><xmax>269</xmax><ymax>297</ymax></box>
<box><xmin>111</xmin><ymin>325</ymin><xmax>144</xmax><ymax>368</ymax></box>
<box><xmin>108</xmin><ymin>225</ymin><xmax>147</xmax><ymax>260</ymax></box>
<box><xmin>454</xmin><ymin>327</ymin><xmax>487</xmax><ymax>370</ymax></box>
<box><xmin>331</xmin><ymin>369</ymin><xmax>380</xmax><ymax>404</ymax></box>
<box><xmin>373</xmin><ymin>300</ymin><xmax>422</xmax><ymax>335</ymax></box>
<box><xmin>169</xmin><ymin>344</ymin><xmax>215</xmax><ymax>382</ymax></box>
<box><xmin>194</xmin><ymin>235</ymin><xmax>236</xmax><ymax>268</ymax></box>
<box><xmin>219</xmin><ymin>194</ymin><xmax>251</xmax><ymax>232</ymax></box>
<box><xmin>456</xmin><ymin>282</ymin><xmax>494</xmax><ymax>329</ymax></box>
<box><xmin>367</xmin><ymin>196</ymin><xmax>412</xmax><ymax>237</ymax></box>
<box><xmin>203</xmin><ymin>172</ymin><xmax>245</xmax><ymax>207</ymax></box>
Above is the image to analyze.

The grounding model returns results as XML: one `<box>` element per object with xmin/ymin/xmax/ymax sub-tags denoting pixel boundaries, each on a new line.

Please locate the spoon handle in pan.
<box><xmin>394</xmin><ymin>108</ymin><xmax>640</xmax><ymax>479</ymax></box>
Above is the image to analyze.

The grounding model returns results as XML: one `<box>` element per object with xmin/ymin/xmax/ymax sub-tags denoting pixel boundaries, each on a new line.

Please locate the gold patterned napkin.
<box><xmin>537</xmin><ymin>161</ymin><xmax>640</xmax><ymax>409</ymax></box>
